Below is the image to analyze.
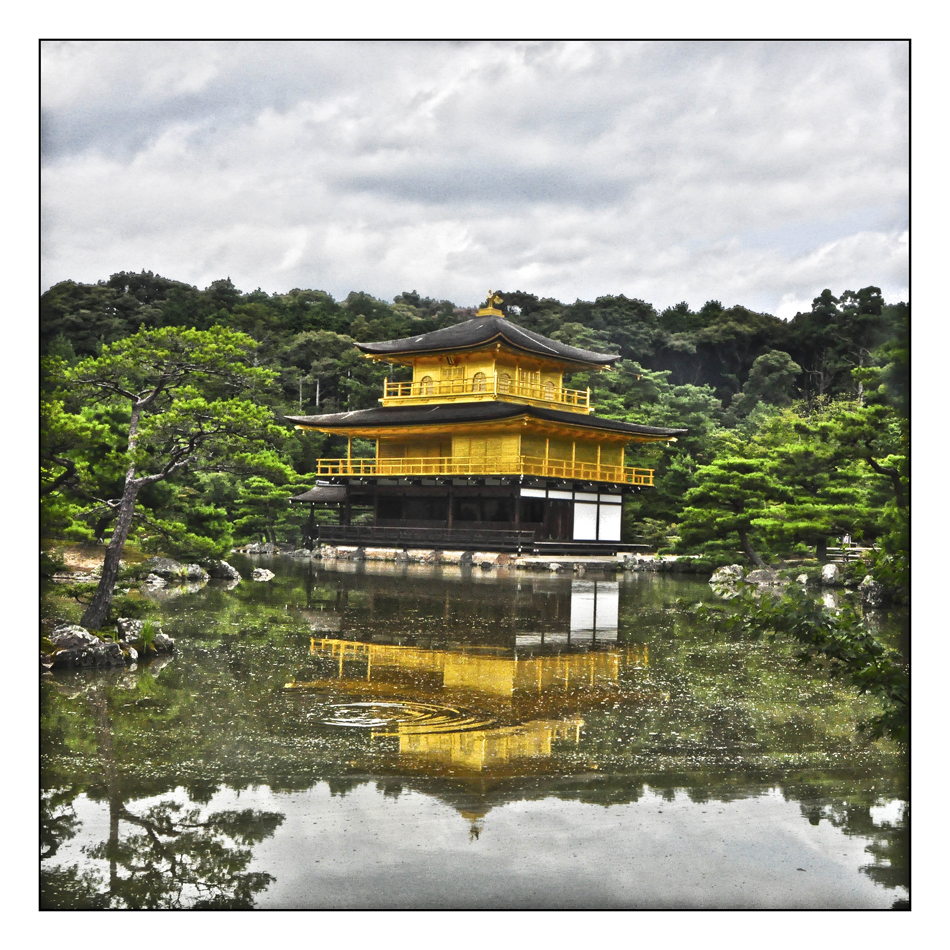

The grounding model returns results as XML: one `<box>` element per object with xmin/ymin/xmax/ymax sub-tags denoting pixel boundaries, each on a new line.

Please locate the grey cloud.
<box><xmin>339</xmin><ymin>163</ymin><xmax>629</xmax><ymax>207</ymax></box>
<box><xmin>40</xmin><ymin>40</ymin><xmax>908</xmax><ymax>315</ymax></box>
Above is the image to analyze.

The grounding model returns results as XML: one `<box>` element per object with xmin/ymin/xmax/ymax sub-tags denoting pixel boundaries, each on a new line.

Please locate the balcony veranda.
<box><xmin>313</xmin><ymin>455</ymin><xmax>654</xmax><ymax>486</ymax></box>
<box><xmin>381</xmin><ymin>376</ymin><xmax>591</xmax><ymax>411</ymax></box>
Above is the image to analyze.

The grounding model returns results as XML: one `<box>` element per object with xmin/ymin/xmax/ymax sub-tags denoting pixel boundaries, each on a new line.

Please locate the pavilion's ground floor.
<box><xmin>291</xmin><ymin>476</ymin><xmax>650</xmax><ymax>554</ymax></box>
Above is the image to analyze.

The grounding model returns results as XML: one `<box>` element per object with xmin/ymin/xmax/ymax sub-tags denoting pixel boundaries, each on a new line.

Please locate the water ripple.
<box><xmin>321</xmin><ymin>701</ymin><xmax>495</xmax><ymax>735</ymax></box>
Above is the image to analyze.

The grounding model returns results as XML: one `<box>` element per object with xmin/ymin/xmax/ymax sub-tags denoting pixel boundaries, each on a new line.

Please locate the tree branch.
<box><xmin>864</xmin><ymin>443</ymin><xmax>906</xmax><ymax>508</ymax></box>
<box><xmin>41</xmin><ymin>455</ymin><xmax>77</xmax><ymax>496</ymax></box>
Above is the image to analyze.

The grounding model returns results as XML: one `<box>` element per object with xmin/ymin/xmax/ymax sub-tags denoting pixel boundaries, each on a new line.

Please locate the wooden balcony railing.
<box><xmin>313</xmin><ymin>455</ymin><xmax>654</xmax><ymax>486</ymax></box>
<box><xmin>382</xmin><ymin>376</ymin><xmax>591</xmax><ymax>410</ymax></box>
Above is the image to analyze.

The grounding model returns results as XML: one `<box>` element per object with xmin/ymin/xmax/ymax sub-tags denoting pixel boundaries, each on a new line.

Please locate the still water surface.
<box><xmin>41</xmin><ymin>557</ymin><xmax>908</xmax><ymax>909</ymax></box>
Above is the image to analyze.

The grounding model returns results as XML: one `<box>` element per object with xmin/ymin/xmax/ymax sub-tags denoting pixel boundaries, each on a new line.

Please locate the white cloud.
<box><xmin>41</xmin><ymin>40</ymin><xmax>908</xmax><ymax>314</ymax></box>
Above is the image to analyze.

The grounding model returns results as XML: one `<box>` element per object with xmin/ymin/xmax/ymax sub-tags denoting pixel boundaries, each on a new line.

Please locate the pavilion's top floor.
<box><xmin>358</xmin><ymin>308</ymin><xmax>620</xmax><ymax>414</ymax></box>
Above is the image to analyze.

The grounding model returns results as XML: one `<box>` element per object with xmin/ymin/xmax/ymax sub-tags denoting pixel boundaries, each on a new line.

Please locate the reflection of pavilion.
<box><xmin>397</xmin><ymin>718</ymin><xmax>584</xmax><ymax>772</ymax></box>
<box><xmin>287</xmin><ymin>571</ymin><xmax>649</xmax><ymax>776</ymax></box>
<box><xmin>299</xmin><ymin>567</ymin><xmax>626</xmax><ymax>650</ymax></box>
<box><xmin>293</xmin><ymin>637</ymin><xmax>648</xmax><ymax>773</ymax></box>
<box><xmin>311</xmin><ymin>637</ymin><xmax>647</xmax><ymax>696</ymax></box>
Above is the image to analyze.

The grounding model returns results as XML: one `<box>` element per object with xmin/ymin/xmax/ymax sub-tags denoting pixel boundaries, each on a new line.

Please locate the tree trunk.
<box><xmin>94</xmin><ymin>511</ymin><xmax>117</xmax><ymax>543</ymax></box>
<box><xmin>816</xmin><ymin>537</ymin><xmax>828</xmax><ymax>563</ymax></box>
<box><xmin>81</xmin><ymin>481</ymin><xmax>140</xmax><ymax>630</ymax></box>
<box><xmin>737</xmin><ymin>527</ymin><xmax>768</xmax><ymax>570</ymax></box>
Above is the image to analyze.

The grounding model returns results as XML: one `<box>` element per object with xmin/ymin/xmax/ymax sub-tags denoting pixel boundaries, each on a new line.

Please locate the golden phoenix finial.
<box><xmin>477</xmin><ymin>290</ymin><xmax>505</xmax><ymax>317</ymax></box>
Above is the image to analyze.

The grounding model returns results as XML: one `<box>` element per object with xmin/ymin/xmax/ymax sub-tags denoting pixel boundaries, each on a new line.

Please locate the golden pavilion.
<box><xmin>286</xmin><ymin>292</ymin><xmax>686</xmax><ymax>552</ymax></box>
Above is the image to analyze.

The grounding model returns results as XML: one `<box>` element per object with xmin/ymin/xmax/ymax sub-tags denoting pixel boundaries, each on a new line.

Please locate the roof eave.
<box><xmin>357</xmin><ymin>330</ymin><xmax>618</xmax><ymax>368</ymax></box>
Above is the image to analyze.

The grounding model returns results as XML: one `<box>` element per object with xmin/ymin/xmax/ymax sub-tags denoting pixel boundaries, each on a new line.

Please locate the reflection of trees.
<box><xmin>41</xmin><ymin>678</ymin><xmax>284</xmax><ymax>909</ymax></box>
<box><xmin>41</xmin><ymin>796</ymin><xmax>284</xmax><ymax>909</ymax></box>
<box><xmin>797</xmin><ymin>795</ymin><xmax>909</xmax><ymax>904</ymax></box>
<box><xmin>40</xmin><ymin>865</ymin><xmax>109</xmax><ymax>909</ymax></box>
<box><xmin>89</xmin><ymin>799</ymin><xmax>283</xmax><ymax>909</ymax></box>
<box><xmin>40</xmin><ymin>788</ymin><xmax>79</xmax><ymax>860</ymax></box>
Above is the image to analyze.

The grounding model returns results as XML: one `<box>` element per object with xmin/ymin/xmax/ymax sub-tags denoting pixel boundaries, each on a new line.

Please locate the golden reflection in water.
<box><xmin>287</xmin><ymin>639</ymin><xmax>650</xmax><ymax>772</ymax></box>
<box><xmin>309</xmin><ymin>637</ymin><xmax>648</xmax><ymax>697</ymax></box>
<box><xmin>396</xmin><ymin>718</ymin><xmax>584</xmax><ymax>771</ymax></box>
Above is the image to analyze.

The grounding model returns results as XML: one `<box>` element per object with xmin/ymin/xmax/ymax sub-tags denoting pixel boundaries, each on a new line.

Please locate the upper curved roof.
<box><xmin>356</xmin><ymin>314</ymin><xmax>619</xmax><ymax>367</ymax></box>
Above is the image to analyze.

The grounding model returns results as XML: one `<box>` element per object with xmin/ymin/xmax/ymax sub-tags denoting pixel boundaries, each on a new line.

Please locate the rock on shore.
<box><xmin>42</xmin><ymin>618</ymin><xmax>174</xmax><ymax>672</ymax></box>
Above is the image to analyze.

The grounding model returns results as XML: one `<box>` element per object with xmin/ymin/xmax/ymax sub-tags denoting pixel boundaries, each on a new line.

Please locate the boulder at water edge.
<box><xmin>46</xmin><ymin>623</ymin><xmax>142</xmax><ymax>670</ymax></box>
<box><xmin>821</xmin><ymin>563</ymin><xmax>841</xmax><ymax>586</ymax></box>
<box><xmin>141</xmin><ymin>556</ymin><xmax>184</xmax><ymax>578</ymax></box>
<box><xmin>709</xmin><ymin>564</ymin><xmax>746</xmax><ymax>599</ymax></box>
<box><xmin>46</xmin><ymin>624</ymin><xmax>122</xmax><ymax>669</ymax></box>
<box><xmin>744</xmin><ymin>569</ymin><xmax>779</xmax><ymax>587</ymax></box>
<box><xmin>116</xmin><ymin>618</ymin><xmax>175</xmax><ymax>654</ymax></box>
<box><xmin>859</xmin><ymin>574</ymin><xmax>886</xmax><ymax>607</ymax></box>
<box><xmin>204</xmin><ymin>559</ymin><xmax>241</xmax><ymax>580</ymax></box>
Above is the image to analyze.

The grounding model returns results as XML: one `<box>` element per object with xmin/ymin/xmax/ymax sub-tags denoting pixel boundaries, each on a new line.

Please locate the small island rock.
<box><xmin>204</xmin><ymin>559</ymin><xmax>241</xmax><ymax>580</ymax></box>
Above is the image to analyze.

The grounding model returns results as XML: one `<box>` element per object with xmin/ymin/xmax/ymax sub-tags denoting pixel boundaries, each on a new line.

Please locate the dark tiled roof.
<box><xmin>286</xmin><ymin>402</ymin><xmax>686</xmax><ymax>439</ymax></box>
<box><xmin>289</xmin><ymin>485</ymin><xmax>347</xmax><ymax>503</ymax></box>
<box><xmin>356</xmin><ymin>315</ymin><xmax>619</xmax><ymax>366</ymax></box>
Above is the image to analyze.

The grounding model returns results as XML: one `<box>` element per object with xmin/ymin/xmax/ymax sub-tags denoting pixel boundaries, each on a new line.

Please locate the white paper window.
<box><xmin>598</xmin><ymin>504</ymin><xmax>622</xmax><ymax>541</ymax></box>
<box><xmin>573</xmin><ymin>502</ymin><xmax>598</xmax><ymax>540</ymax></box>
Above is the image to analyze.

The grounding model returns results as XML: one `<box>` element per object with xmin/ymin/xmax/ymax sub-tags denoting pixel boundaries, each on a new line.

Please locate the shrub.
<box><xmin>140</xmin><ymin>619</ymin><xmax>158</xmax><ymax>652</ymax></box>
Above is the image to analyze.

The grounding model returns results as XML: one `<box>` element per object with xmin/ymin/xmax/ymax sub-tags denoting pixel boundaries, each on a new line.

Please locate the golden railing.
<box><xmin>382</xmin><ymin>376</ymin><xmax>591</xmax><ymax>410</ymax></box>
<box><xmin>313</xmin><ymin>455</ymin><xmax>654</xmax><ymax>486</ymax></box>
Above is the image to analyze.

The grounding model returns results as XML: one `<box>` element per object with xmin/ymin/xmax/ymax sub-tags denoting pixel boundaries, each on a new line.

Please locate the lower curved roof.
<box><xmin>286</xmin><ymin>403</ymin><xmax>685</xmax><ymax>440</ymax></box>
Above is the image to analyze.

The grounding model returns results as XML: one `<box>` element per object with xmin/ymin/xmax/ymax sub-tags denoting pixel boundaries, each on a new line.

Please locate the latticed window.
<box><xmin>472</xmin><ymin>371</ymin><xmax>487</xmax><ymax>392</ymax></box>
<box><xmin>543</xmin><ymin>380</ymin><xmax>556</xmax><ymax>400</ymax></box>
<box><xmin>498</xmin><ymin>372</ymin><xmax>512</xmax><ymax>393</ymax></box>
<box><xmin>519</xmin><ymin>369</ymin><xmax>540</xmax><ymax>393</ymax></box>
<box><xmin>419</xmin><ymin>375</ymin><xmax>434</xmax><ymax>395</ymax></box>
<box><xmin>440</xmin><ymin>365</ymin><xmax>464</xmax><ymax>392</ymax></box>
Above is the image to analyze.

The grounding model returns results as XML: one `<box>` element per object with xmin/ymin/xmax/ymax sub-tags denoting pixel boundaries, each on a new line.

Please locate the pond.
<box><xmin>40</xmin><ymin>556</ymin><xmax>909</xmax><ymax>909</ymax></box>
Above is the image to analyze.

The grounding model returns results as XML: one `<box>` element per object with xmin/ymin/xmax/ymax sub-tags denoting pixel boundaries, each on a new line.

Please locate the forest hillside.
<box><xmin>41</xmin><ymin>273</ymin><xmax>908</xmax><ymax>576</ymax></box>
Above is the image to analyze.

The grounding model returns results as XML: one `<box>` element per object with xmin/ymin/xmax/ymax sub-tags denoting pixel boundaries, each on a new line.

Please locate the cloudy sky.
<box><xmin>40</xmin><ymin>40</ymin><xmax>908</xmax><ymax>318</ymax></box>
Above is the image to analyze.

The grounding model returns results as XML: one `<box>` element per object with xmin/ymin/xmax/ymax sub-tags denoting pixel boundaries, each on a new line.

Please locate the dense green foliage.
<box><xmin>43</xmin><ymin>325</ymin><xmax>290</xmax><ymax>627</ymax></box>
<box><xmin>41</xmin><ymin>272</ymin><xmax>908</xmax><ymax>574</ymax></box>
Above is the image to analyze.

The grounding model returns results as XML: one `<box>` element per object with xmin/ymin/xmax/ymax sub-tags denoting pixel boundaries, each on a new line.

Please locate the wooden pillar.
<box><xmin>447</xmin><ymin>483</ymin><xmax>454</xmax><ymax>531</ymax></box>
<box><xmin>307</xmin><ymin>504</ymin><xmax>315</xmax><ymax>549</ymax></box>
<box><xmin>347</xmin><ymin>436</ymin><xmax>352</xmax><ymax>474</ymax></box>
<box><xmin>373</xmin><ymin>484</ymin><xmax>379</xmax><ymax>527</ymax></box>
